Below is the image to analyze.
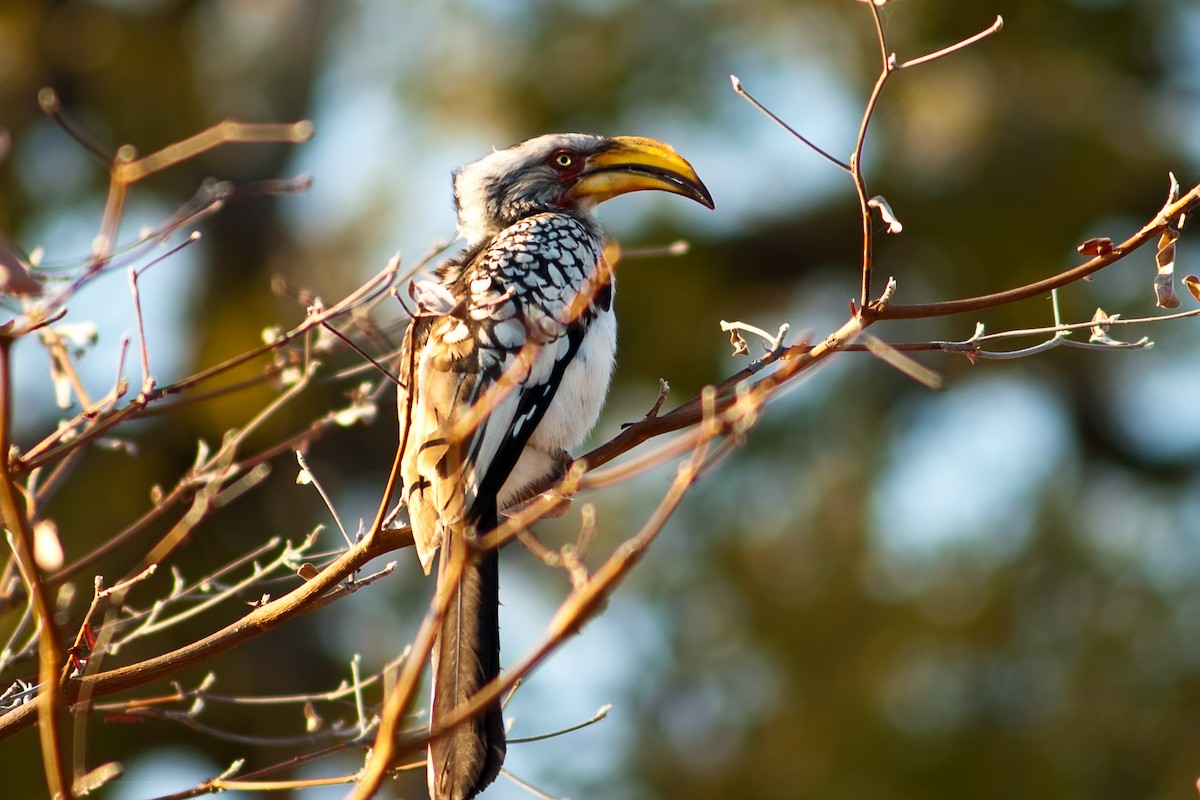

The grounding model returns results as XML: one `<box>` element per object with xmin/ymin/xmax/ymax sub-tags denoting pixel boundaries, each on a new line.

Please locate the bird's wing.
<box><xmin>399</xmin><ymin>305</ymin><xmax>474</xmax><ymax>573</ymax></box>
<box><xmin>400</xmin><ymin>213</ymin><xmax>604</xmax><ymax>572</ymax></box>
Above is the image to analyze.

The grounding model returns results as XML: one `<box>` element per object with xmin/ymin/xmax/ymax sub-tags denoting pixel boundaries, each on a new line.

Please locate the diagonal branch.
<box><xmin>874</xmin><ymin>183</ymin><xmax>1200</xmax><ymax>320</ymax></box>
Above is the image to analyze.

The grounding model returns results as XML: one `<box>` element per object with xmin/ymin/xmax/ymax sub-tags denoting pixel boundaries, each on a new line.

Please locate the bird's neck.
<box><xmin>449</xmin><ymin>208</ymin><xmax>603</xmax><ymax>275</ymax></box>
<box><xmin>455</xmin><ymin>196</ymin><xmax>540</xmax><ymax>244</ymax></box>
<box><xmin>458</xmin><ymin>201</ymin><xmax>602</xmax><ymax>246</ymax></box>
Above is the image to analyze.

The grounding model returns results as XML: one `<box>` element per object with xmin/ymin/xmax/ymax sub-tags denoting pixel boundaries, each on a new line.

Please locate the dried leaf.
<box><xmin>868</xmin><ymin>195</ymin><xmax>904</xmax><ymax>234</ymax></box>
<box><xmin>0</xmin><ymin>236</ymin><xmax>43</xmax><ymax>297</ymax></box>
<box><xmin>1184</xmin><ymin>274</ymin><xmax>1200</xmax><ymax>302</ymax></box>
<box><xmin>727</xmin><ymin>329</ymin><xmax>748</xmax><ymax>356</ymax></box>
<box><xmin>312</xmin><ymin>322</ymin><xmax>339</xmax><ymax>354</ymax></box>
<box><xmin>303</xmin><ymin>701</ymin><xmax>323</xmax><ymax>733</ymax></box>
<box><xmin>334</xmin><ymin>402</ymin><xmax>377</xmax><ymax>427</ymax></box>
<box><xmin>96</xmin><ymin>437</ymin><xmax>137</xmax><ymax>455</ymax></box>
<box><xmin>1076</xmin><ymin>237</ymin><xmax>1113</xmax><ymax>257</ymax></box>
<box><xmin>1154</xmin><ymin>228</ymin><xmax>1180</xmax><ymax>309</ymax></box>
<box><xmin>196</xmin><ymin>438</ymin><xmax>213</xmax><ymax>466</ymax></box>
<box><xmin>49</xmin><ymin>360</ymin><xmax>71</xmax><ymax>409</ymax></box>
<box><xmin>409</xmin><ymin>279</ymin><xmax>459</xmax><ymax>315</ymax></box>
<box><xmin>1089</xmin><ymin>308</ymin><xmax>1126</xmax><ymax>345</ymax></box>
<box><xmin>55</xmin><ymin>322</ymin><xmax>98</xmax><ymax>349</ymax></box>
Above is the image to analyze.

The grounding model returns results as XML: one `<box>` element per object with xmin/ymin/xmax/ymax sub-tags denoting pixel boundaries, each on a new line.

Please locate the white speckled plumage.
<box><xmin>400</xmin><ymin>211</ymin><xmax>612</xmax><ymax>572</ymax></box>
<box><xmin>398</xmin><ymin>133</ymin><xmax>711</xmax><ymax>800</ymax></box>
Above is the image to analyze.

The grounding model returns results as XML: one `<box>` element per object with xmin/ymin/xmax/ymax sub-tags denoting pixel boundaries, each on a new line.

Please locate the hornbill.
<box><xmin>398</xmin><ymin>133</ymin><xmax>713</xmax><ymax>799</ymax></box>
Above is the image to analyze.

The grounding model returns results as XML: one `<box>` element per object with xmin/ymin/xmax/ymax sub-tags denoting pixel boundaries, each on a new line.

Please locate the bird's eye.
<box><xmin>551</xmin><ymin>151</ymin><xmax>575</xmax><ymax>169</ymax></box>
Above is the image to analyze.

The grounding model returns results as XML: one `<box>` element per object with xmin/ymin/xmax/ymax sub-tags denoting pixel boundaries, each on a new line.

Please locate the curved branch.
<box><xmin>874</xmin><ymin>184</ymin><xmax>1200</xmax><ymax>320</ymax></box>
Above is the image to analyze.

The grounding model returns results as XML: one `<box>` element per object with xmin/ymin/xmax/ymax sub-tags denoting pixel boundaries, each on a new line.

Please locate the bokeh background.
<box><xmin>2</xmin><ymin>1</ymin><xmax>1200</xmax><ymax>798</ymax></box>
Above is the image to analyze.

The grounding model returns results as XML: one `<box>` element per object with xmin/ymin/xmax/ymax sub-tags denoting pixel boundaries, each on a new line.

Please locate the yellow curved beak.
<box><xmin>570</xmin><ymin>136</ymin><xmax>715</xmax><ymax>209</ymax></box>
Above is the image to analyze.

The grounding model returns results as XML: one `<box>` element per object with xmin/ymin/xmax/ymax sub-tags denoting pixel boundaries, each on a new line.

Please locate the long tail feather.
<box><xmin>428</xmin><ymin>510</ymin><xmax>505</xmax><ymax>800</ymax></box>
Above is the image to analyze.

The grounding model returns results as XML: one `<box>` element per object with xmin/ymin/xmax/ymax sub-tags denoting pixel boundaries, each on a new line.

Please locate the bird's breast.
<box><xmin>498</xmin><ymin>303</ymin><xmax>616</xmax><ymax>506</ymax></box>
<box><xmin>531</xmin><ymin>302</ymin><xmax>617</xmax><ymax>452</ymax></box>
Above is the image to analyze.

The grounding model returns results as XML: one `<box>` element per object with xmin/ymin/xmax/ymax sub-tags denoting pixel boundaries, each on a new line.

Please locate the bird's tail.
<box><xmin>428</xmin><ymin>509</ymin><xmax>506</xmax><ymax>800</ymax></box>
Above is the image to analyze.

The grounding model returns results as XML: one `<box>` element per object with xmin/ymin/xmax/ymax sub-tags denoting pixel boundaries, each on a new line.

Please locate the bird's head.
<box><xmin>452</xmin><ymin>133</ymin><xmax>714</xmax><ymax>244</ymax></box>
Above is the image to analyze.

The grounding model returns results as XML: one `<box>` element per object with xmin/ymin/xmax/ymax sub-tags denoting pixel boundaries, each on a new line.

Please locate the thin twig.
<box><xmin>349</xmin><ymin>519</ymin><xmax>469</xmax><ymax>799</ymax></box>
<box><xmin>392</xmin><ymin>431</ymin><xmax>717</xmax><ymax>776</ymax></box>
<box><xmin>500</xmin><ymin>768</ymin><xmax>561</xmax><ymax>800</ymax></box>
<box><xmin>729</xmin><ymin>76</ymin><xmax>851</xmax><ymax>172</ymax></box>
<box><xmin>0</xmin><ymin>338</ymin><xmax>72</xmax><ymax>797</ymax></box>
<box><xmin>0</xmin><ymin>523</ymin><xmax>412</xmax><ymax>741</ymax></box>
<box><xmin>898</xmin><ymin>15</ymin><xmax>1004</xmax><ymax>70</ymax></box>
<box><xmin>508</xmin><ymin>704</ymin><xmax>611</xmax><ymax>744</ymax></box>
<box><xmin>320</xmin><ymin>321</ymin><xmax>401</xmax><ymax>385</ymax></box>
<box><xmin>851</xmin><ymin>0</ymin><xmax>894</xmax><ymax>309</ymax></box>
<box><xmin>296</xmin><ymin>451</ymin><xmax>353</xmax><ymax>547</ymax></box>
<box><xmin>875</xmin><ymin>183</ymin><xmax>1200</xmax><ymax>320</ymax></box>
<box><xmin>128</xmin><ymin>232</ymin><xmax>200</xmax><ymax>393</ymax></box>
<box><xmin>0</xmin><ymin>295</ymin><xmax>874</xmax><ymax>744</ymax></box>
<box><xmin>38</xmin><ymin>88</ymin><xmax>113</xmax><ymax>163</ymax></box>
